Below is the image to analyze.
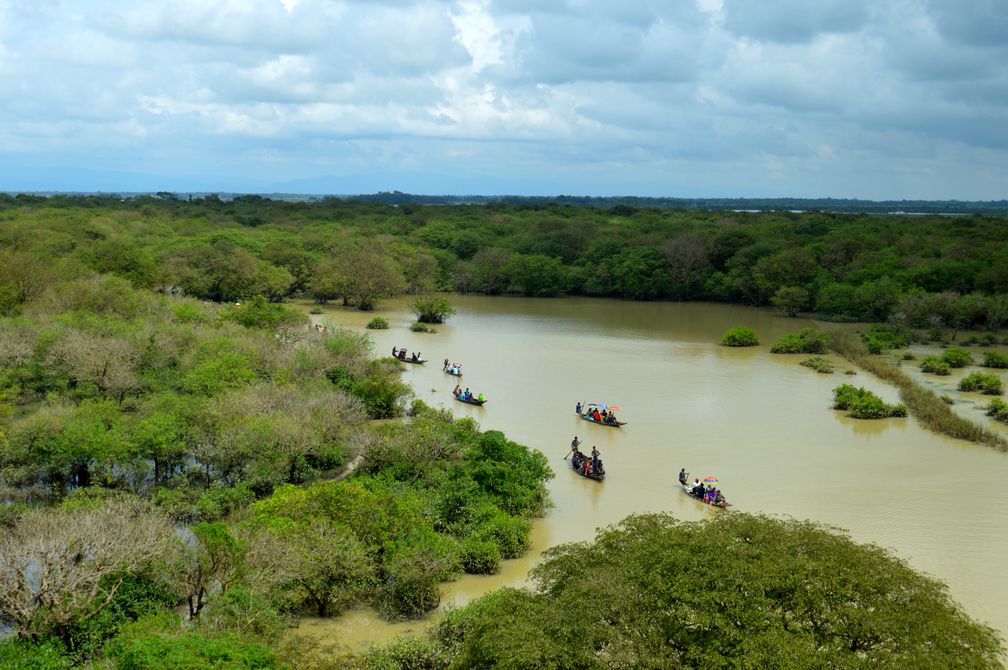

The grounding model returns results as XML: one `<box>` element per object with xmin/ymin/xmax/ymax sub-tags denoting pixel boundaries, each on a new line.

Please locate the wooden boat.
<box><xmin>680</xmin><ymin>483</ymin><xmax>729</xmax><ymax>508</ymax></box>
<box><xmin>578</xmin><ymin>413</ymin><xmax>626</xmax><ymax>428</ymax></box>
<box><xmin>444</xmin><ymin>368</ymin><xmax>462</xmax><ymax>376</ymax></box>
<box><xmin>570</xmin><ymin>456</ymin><xmax>604</xmax><ymax>481</ymax></box>
<box><xmin>454</xmin><ymin>393</ymin><xmax>486</xmax><ymax>406</ymax></box>
<box><xmin>397</xmin><ymin>357</ymin><xmax>426</xmax><ymax>365</ymax></box>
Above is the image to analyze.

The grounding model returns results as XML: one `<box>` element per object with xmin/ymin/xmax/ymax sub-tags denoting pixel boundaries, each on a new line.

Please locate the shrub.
<box><xmin>941</xmin><ymin>348</ymin><xmax>973</xmax><ymax>368</ymax></box>
<box><xmin>770</xmin><ymin>328</ymin><xmax>827</xmax><ymax>354</ymax></box>
<box><xmin>958</xmin><ymin>372</ymin><xmax>1003</xmax><ymax>395</ymax></box>
<box><xmin>0</xmin><ymin>639</ymin><xmax>72</xmax><ymax>670</ymax></box>
<box><xmin>862</xmin><ymin>324</ymin><xmax>910</xmax><ymax>354</ymax></box>
<box><xmin>985</xmin><ymin>398</ymin><xmax>1008</xmax><ymax>423</ymax></box>
<box><xmin>920</xmin><ymin>355</ymin><xmax>950</xmax><ymax>375</ymax></box>
<box><xmin>458</xmin><ymin>538</ymin><xmax>501</xmax><ymax>575</ymax></box>
<box><xmin>832</xmin><ymin>384</ymin><xmax>906</xmax><ymax>419</ymax></box>
<box><xmin>901</xmin><ymin>351</ymin><xmax>916</xmax><ymax>361</ymax></box>
<box><xmin>721</xmin><ymin>327</ymin><xmax>758</xmax><ymax>347</ymax></box>
<box><xmin>363</xmin><ymin>637</ymin><xmax>451</xmax><ymax>670</ymax></box>
<box><xmin>366</xmin><ymin>317</ymin><xmax>389</xmax><ymax>330</ymax></box>
<box><xmin>412</xmin><ymin>295</ymin><xmax>456</xmax><ymax>324</ymax></box>
<box><xmin>982</xmin><ymin>351</ymin><xmax>1008</xmax><ymax>369</ymax></box>
<box><xmin>410</xmin><ymin>322</ymin><xmax>435</xmax><ymax>333</ymax></box>
<box><xmin>800</xmin><ymin>357</ymin><xmax>834</xmax><ymax>373</ymax></box>
<box><xmin>983</xmin><ymin>333</ymin><xmax>999</xmax><ymax>346</ymax></box>
<box><xmin>223</xmin><ymin>295</ymin><xmax>308</xmax><ymax>331</ymax></box>
<box><xmin>942</xmin><ymin>395</ymin><xmax>955</xmax><ymax>405</ymax></box>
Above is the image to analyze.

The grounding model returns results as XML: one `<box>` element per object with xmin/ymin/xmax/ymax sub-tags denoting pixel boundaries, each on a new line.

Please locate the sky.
<box><xmin>0</xmin><ymin>0</ymin><xmax>1006</xmax><ymax>199</ymax></box>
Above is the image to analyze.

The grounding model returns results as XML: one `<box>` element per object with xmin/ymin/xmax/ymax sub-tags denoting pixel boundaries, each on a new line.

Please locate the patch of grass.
<box><xmin>828</xmin><ymin>332</ymin><xmax>1006</xmax><ymax>450</ymax></box>
<box><xmin>800</xmin><ymin>356</ymin><xmax>834</xmax><ymax>373</ymax></box>
<box><xmin>901</xmin><ymin>351</ymin><xmax>916</xmax><ymax>361</ymax></box>
<box><xmin>862</xmin><ymin>324</ymin><xmax>910</xmax><ymax>354</ymax></box>
<box><xmin>721</xmin><ymin>326</ymin><xmax>758</xmax><ymax>347</ymax></box>
<box><xmin>941</xmin><ymin>395</ymin><xmax>955</xmax><ymax>405</ymax></box>
<box><xmin>410</xmin><ymin>322</ymin><xmax>437</xmax><ymax>333</ymax></box>
<box><xmin>958</xmin><ymin>371</ymin><xmax>1003</xmax><ymax>395</ymax></box>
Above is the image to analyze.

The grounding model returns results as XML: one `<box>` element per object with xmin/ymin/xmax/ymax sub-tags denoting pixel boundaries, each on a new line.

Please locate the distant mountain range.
<box><xmin>6</xmin><ymin>190</ymin><xmax>1008</xmax><ymax>214</ymax></box>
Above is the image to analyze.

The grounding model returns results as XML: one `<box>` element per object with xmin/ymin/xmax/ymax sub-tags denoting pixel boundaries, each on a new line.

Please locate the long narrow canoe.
<box><xmin>578</xmin><ymin>413</ymin><xmax>626</xmax><ymax>428</ymax></box>
<box><xmin>444</xmin><ymin>368</ymin><xmax>462</xmax><ymax>376</ymax></box>
<box><xmin>454</xmin><ymin>394</ymin><xmax>486</xmax><ymax>406</ymax></box>
<box><xmin>398</xmin><ymin>357</ymin><xmax>426</xmax><ymax>365</ymax></box>
<box><xmin>680</xmin><ymin>484</ymin><xmax>729</xmax><ymax>508</ymax></box>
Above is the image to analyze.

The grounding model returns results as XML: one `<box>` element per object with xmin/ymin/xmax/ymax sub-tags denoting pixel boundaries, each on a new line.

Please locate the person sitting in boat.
<box><xmin>678</xmin><ymin>469</ymin><xmax>688</xmax><ymax>486</ymax></box>
<box><xmin>477</xmin><ymin>392</ymin><xmax>484</xmax><ymax>402</ymax></box>
<box><xmin>605</xmin><ymin>413</ymin><xmax>618</xmax><ymax>425</ymax></box>
<box><xmin>463</xmin><ymin>387</ymin><xmax>471</xmax><ymax>400</ymax></box>
<box><xmin>581</xmin><ymin>458</ymin><xmax>592</xmax><ymax>476</ymax></box>
<box><xmin>713</xmin><ymin>489</ymin><xmax>725</xmax><ymax>506</ymax></box>
<box><xmin>454</xmin><ymin>364</ymin><xmax>461</xmax><ymax>375</ymax></box>
<box><xmin>398</xmin><ymin>349</ymin><xmax>407</xmax><ymax>360</ymax></box>
<box><xmin>691</xmin><ymin>479</ymin><xmax>703</xmax><ymax>497</ymax></box>
<box><xmin>411</xmin><ymin>351</ymin><xmax>419</xmax><ymax>361</ymax></box>
<box><xmin>593</xmin><ymin>457</ymin><xmax>604</xmax><ymax>476</ymax></box>
<box><xmin>576</xmin><ymin>401</ymin><xmax>582</xmax><ymax>415</ymax></box>
<box><xmin>592</xmin><ymin>408</ymin><xmax>602</xmax><ymax>422</ymax></box>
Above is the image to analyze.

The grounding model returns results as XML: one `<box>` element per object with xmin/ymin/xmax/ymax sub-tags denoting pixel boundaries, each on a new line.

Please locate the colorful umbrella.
<box><xmin>703</xmin><ymin>476</ymin><xmax>719</xmax><ymax>485</ymax></box>
<box><xmin>608</xmin><ymin>405</ymin><xmax>621</xmax><ymax>411</ymax></box>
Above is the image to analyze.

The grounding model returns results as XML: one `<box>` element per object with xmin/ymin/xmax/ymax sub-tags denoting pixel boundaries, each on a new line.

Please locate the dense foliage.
<box><xmin>386</xmin><ymin>513</ymin><xmax>1004</xmax><ymax>669</ymax></box>
<box><xmin>920</xmin><ymin>355</ymin><xmax>952</xmax><ymax>375</ymax></box>
<box><xmin>3</xmin><ymin>196</ymin><xmax>1008</xmax><ymax>328</ymax></box>
<box><xmin>983</xmin><ymin>351</ymin><xmax>1008</xmax><ymax>368</ymax></box>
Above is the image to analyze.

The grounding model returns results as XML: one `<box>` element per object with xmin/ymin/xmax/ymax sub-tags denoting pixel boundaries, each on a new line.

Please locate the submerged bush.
<box><xmin>959</xmin><ymin>372</ymin><xmax>1003</xmax><ymax>395</ymax></box>
<box><xmin>721</xmin><ymin>327</ymin><xmax>758</xmax><ymax>347</ymax></box>
<box><xmin>458</xmin><ymin>537</ymin><xmax>501</xmax><ymax>575</ymax></box>
<box><xmin>920</xmin><ymin>355</ymin><xmax>951</xmax><ymax>375</ymax></box>
<box><xmin>410</xmin><ymin>322</ymin><xmax>435</xmax><ymax>333</ymax></box>
<box><xmin>982</xmin><ymin>351</ymin><xmax>1008</xmax><ymax>369</ymax></box>
<box><xmin>832</xmin><ymin>384</ymin><xmax>907</xmax><ymax>419</ymax></box>
<box><xmin>986</xmin><ymin>398</ymin><xmax>1008</xmax><ymax>423</ymax></box>
<box><xmin>800</xmin><ymin>357</ymin><xmax>834</xmax><ymax>373</ymax></box>
<box><xmin>770</xmin><ymin>328</ymin><xmax>827</xmax><ymax>354</ymax></box>
<box><xmin>412</xmin><ymin>295</ymin><xmax>456</xmax><ymax>324</ymax></box>
<box><xmin>366</xmin><ymin>317</ymin><xmax>389</xmax><ymax>330</ymax></box>
<box><xmin>862</xmin><ymin>324</ymin><xmax>910</xmax><ymax>354</ymax></box>
<box><xmin>941</xmin><ymin>348</ymin><xmax>973</xmax><ymax>368</ymax></box>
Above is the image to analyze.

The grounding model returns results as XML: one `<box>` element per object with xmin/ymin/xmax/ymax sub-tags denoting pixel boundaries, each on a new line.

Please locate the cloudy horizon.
<box><xmin>1</xmin><ymin>0</ymin><xmax>1005</xmax><ymax>199</ymax></box>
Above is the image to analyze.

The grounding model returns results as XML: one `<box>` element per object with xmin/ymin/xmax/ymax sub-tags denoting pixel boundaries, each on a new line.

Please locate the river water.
<box><xmin>298</xmin><ymin>295</ymin><xmax>1008</xmax><ymax>651</ymax></box>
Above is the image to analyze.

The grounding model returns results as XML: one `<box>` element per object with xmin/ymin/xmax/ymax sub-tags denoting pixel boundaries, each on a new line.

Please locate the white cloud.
<box><xmin>0</xmin><ymin>0</ymin><xmax>1005</xmax><ymax>198</ymax></box>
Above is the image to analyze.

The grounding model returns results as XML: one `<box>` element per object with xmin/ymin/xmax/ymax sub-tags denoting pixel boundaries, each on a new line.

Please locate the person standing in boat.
<box><xmin>571</xmin><ymin>436</ymin><xmax>581</xmax><ymax>452</ymax></box>
<box><xmin>679</xmin><ymin>468</ymin><xmax>688</xmax><ymax>486</ymax></box>
<box><xmin>392</xmin><ymin>346</ymin><xmax>398</xmax><ymax>358</ymax></box>
<box><xmin>443</xmin><ymin>358</ymin><xmax>449</xmax><ymax>371</ymax></box>
<box><xmin>575</xmin><ymin>401</ymin><xmax>582</xmax><ymax>415</ymax></box>
<box><xmin>453</xmin><ymin>384</ymin><xmax>461</xmax><ymax>397</ymax></box>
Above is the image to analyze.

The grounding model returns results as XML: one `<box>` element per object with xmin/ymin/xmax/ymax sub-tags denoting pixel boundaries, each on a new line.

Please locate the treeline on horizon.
<box><xmin>5</xmin><ymin>190</ymin><xmax>1008</xmax><ymax>214</ymax></box>
<box><xmin>3</xmin><ymin>193</ymin><xmax>1008</xmax><ymax>335</ymax></box>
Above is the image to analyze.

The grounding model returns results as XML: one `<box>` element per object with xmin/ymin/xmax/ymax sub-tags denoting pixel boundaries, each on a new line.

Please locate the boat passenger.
<box><xmin>398</xmin><ymin>350</ymin><xmax>406</xmax><ymax>360</ymax></box>
<box><xmin>679</xmin><ymin>469</ymin><xmax>688</xmax><ymax>486</ymax></box>
<box><xmin>692</xmin><ymin>479</ymin><xmax>703</xmax><ymax>497</ymax></box>
<box><xmin>411</xmin><ymin>352</ymin><xmax>419</xmax><ymax>361</ymax></box>
<box><xmin>575</xmin><ymin>402</ymin><xmax>582</xmax><ymax>415</ymax></box>
<box><xmin>581</xmin><ymin>459</ymin><xmax>592</xmax><ymax>476</ymax></box>
<box><xmin>593</xmin><ymin>409</ymin><xmax>602</xmax><ymax>422</ymax></box>
<box><xmin>713</xmin><ymin>490</ymin><xmax>725</xmax><ymax>505</ymax></box>
<box><xmin>463</xmin><ymin>387</ymin><xmax>470</xmax><ymax>400</ymax></box>
<box><xmin>477</xmin><ymin>393</ymin><xmax>484</xmax><ymax>402</ymax></box>
<box><xmin>443</xmin><ymin>359</ymin><xmax>449</xmax><ymax>371</ymax></box>
<box><xmin>392</xmin><ymin>346</ymin><xmax>398</xmax><ymax>357</ymax></box>
<box><xmin>453</xmin><ymin>384</ymin><xmax>461</xmax><ymax>396</ymax></box>
<box><xmin>571</xmin><ymin>436</ymin><xmax>581</xmax><ymax>451</ymax></box>
<box><xmin>591</xmin><ymin>446</ymin><xmax>599</xmax><ymax>460</ymax></box>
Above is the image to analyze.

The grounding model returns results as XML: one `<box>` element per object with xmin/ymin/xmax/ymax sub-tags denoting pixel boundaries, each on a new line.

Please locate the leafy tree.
<box><xmin>771</xmin><ymin>285</ymin><xmax>810</xmax><ymax>316</ymax></box>
<box><xmin>342</xmin><ymin>251</ymin><xmax>405</xmax><ymax>311</ymax></box>
<box><xmin>437</xmin><ymin>513</ymin><xmax>1004</xmax><ymax>669</ymax></box>
<box><xmin>176</xmin><ymin>522</ymin><xmax>247</xmax><ymax>620</ymax></box>
<box><xmin>412</xmin><ymin>294</ymin><xmax>456</xmax><ymax>324</ymax></box>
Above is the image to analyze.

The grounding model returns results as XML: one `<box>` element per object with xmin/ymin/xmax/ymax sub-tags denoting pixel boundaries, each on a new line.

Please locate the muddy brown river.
<box><xmin>299</xmin><ymin>295</ymin><xmax>1008</xmax><ymax>652</ymax></box>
